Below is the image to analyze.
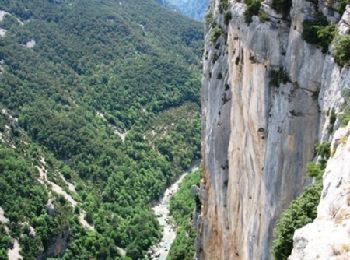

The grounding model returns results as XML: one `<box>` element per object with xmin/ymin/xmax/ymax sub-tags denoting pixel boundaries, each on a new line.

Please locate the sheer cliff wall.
<box><xmin>197</xmin><ymin>0</ymin><xmax>350</xmax><ymax>259</ymax></box>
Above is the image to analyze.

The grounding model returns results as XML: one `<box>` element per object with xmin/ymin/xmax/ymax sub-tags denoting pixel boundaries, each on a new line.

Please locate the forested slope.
<box><xmin>0</xmin><ymin>0</ymin><xmax>202</xmax><ymax>259</ymax></box>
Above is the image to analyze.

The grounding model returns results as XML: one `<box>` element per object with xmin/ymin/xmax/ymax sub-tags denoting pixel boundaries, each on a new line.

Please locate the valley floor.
<box><xmin>149</xmin><ymin>163</ymin><xmax>199</xmax><ymax>259</ymax></box>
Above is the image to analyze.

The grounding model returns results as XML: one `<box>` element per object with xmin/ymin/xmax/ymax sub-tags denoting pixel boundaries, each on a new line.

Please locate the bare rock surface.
<box><xmin>37</xmin><ymin>157</ymin><xmax>94</xmax><ymax>230</ymax></box>
<box><xmin>198</xmin><ymin>0</ymin><xmax>350</xmax><ymax>259</ymax></box>
<box><xmin>0</xmin><ymin>206</ymin><xmax>9</xmax><ymax>224</ymax></box>
<box><xmin>8</xmin><ymin>239</ymin><xmax>22</xmax><ymax>260</ymax></box>
<box><xmin>0</xmin><ymin>10</ymin><xmax>9</xmax><ymax>21</ymax></box>
<box><xmin>290</xmin><ymin>123</ymin><xmax>350</xmax><ymax>260</ymax></box>
<box><xmin>25</xmin><ymin>39</ymin><xmax>36</xmax><ymax>48</ymax></box>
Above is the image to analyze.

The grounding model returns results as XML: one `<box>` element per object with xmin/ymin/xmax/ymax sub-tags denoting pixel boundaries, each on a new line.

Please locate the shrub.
<box><xmin>341</xmin><ymin>88</ymin><xmax>350</xmax><ymax>98</ymax></box>
<box><xmin>271</xmin><ymin>0</ymin><xmax>292</xmax><ymax>18</ymax></box>
<box><xmin>306</xmin><ymin>162</ymin><xmax>323</xmax><ymax>180</ymax></box>
<box><xmin>205</xmin><ymin>10</ymin><xmax>214</xmax><ymax>27</ymax></box>
<box><xmin>270</xmin><ymin>67</ymin><xmax>290</xmax><ymax>87</ymax></box>
<box><xmin>331</xmin><ymin>34</ymin><xmax>350</xmax><ymax>66</ymax></box>
<box><xmin>272</xmin><ymin>181</ymin><xmax>323</xmax><ymax>260</ymax></box>
<box><xmin>302</xmin><ymin>13</ymin><xmax>336</xmax><ymax>53</ymax></box>
<box><xmin>244</xmin><ymin>0</ymin><xmax>261</xmax><ymax>24</ymax></box>
<box><xmin>224</xmin><ymin>11</ymin><xmax>233</xmax><ymax>25</ymax></box>
<box><xmin>0</xmin><ymin>14</ymin><xmax>19</xmax><ymax>30</ymax></box>
<box><xmin>329</xmin><ymin>108</ymin><xmax>337</xmax><ymax>133</ymax></box>
<box><xmin>273</xmin><ymin>141</ymin><xmax>330</xmax><ymax>259</ymax></box>
<box><xmin>258</xmin><ymin>9</ymin><xmax>269</xmax><ymax>22</ymax></box>
<box><xmin>316</xmin><ymin>25</ymin><xmax>337</xmax><ymax>52</ymax></box>
<box><xmin>220</xmin><ymin>0</ymin><xmax>229</xmax><ymax>11</ymax></box>
<box><xmin>339</xmin><ymin>108</ymin><xmax>350</xmax><ymax>126</ymax></box>
<box><xmin>338</xmin><ymin>0</ymin><xmax>350</xmax><ymax>15</ymax></box>
<box><xmin>340</xmin><ymin>90</ymin><xmax>350</xmax><ymax>127</ymax></box>
<box><xmin>210</xmin><ymin>26</ymin><xmax>223</xmax><ymax>43</ymax></box>
<box><xmin>315</xmin><ymin>141</ymin><xmax>331</xmax><ymax>167</ymax></box>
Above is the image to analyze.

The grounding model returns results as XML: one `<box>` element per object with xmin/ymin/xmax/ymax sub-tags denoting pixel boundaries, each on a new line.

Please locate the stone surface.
<box><xmin>0</xmin><ymin>206</ymin><xmax>9</xmax><ymax>224</ymax></box>
<box><xmin>197</xmin><ymin>0</ymin><xmax>350</xmax><ymax>259</ymax></box>
<box><xmin>25</xmin><ymin>39</ymin><xmax>36</xmax><ymax>48</ymax></box>
<box><xmin>338</xmin><ymin>6</ymin><xmax>350</xmax><ymax>35</ymax></box>
<box><xmin>37</xmin><ymin>157</ymin><xmax>94</xmax><ymax>230</ymax></box>
<box><xmin>0</xmin><ymin>28</ymin><xmax>6</xmax><ymax>37</ymax></box>
<box><xmin>8</xmin><ymin>239</ymin><xmax>22</xmax><ymax>260</ymax></box>
<box><xmin>290</xmin><ymin>123</ymin><xmax>350</xmax><ymax>260</ymax></box>
<box><xmin>0</xmin><ymin>10</ymin><xmax>9</xmax><ymax>21</ymax></box>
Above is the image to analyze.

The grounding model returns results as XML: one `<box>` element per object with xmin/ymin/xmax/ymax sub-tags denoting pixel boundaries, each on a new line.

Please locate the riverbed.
<box><xmin>148</xmin><ymin>165</ymin><xmax>199</xmax><ymax>260</ymax></box>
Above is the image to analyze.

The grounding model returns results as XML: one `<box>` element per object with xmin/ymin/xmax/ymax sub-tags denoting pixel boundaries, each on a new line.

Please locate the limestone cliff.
<box><xmin>290</xmin><ymin>122</ymin><xmax>350</xmax><ymax>259</ymax></box>
<box><xmin>197</xmin><ymin>0</ymin><xmax>350</xmax><ymax>259</ymax></box>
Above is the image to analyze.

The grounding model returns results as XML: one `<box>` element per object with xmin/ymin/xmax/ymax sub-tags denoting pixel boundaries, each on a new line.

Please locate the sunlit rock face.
<box><xmin>157</xmin><ymin>0</ymin><xmax>209</xmax><ymax>20</ymax></box>
<box><xmin>290</xmin><ymin>122</ymin><xmax>350</xmax><ymax>260</ymax></box>
<box><xmin>197</xmin><ymin>0</ymin><xmax>350</xmax><ymax>259</ymax></box>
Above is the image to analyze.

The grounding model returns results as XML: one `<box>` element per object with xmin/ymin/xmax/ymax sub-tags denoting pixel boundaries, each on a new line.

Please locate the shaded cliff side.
<box><xmin>197</xmin><ymin>0</ymin><xmax>350</xmax><ymax>259</ymax></box>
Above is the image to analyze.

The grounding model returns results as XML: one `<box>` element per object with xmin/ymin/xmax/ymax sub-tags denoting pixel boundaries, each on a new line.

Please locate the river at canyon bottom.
<box><xmin>148</xmin><ymin>164</ymin><xmax>199</xmax><ymax>260</ymax></box>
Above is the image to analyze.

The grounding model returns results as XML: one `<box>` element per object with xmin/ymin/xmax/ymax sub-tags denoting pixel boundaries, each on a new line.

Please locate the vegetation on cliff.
<box><xmin>219</xmin><ymin>0</ymin><xmax>230</xmax><ymax>11</ymax></box>
<box><xmin>272</xmin><ymin>142</ymin><xmax>331</xmax><ymax>259</ymax></box>
<box><xmin>244</xmin><ymin>0</ymin><xmax>261</xmax><ymax>24</ymax></box>
<box><xmin>332</xmin><ymin>34</ymin><xmax>350</xmax><ymax>66</ymax></box>
<box><xmin>303</xmin><ymin>12</ymin><xmax>336</xmax><ymax>53</ymax></box>
<box><xmin>301</xmin><ymin>6</ymin><xmax>349</xmax><ymax>66</ymax></box>
<box><xmin>272</xmin><ymin>181</ymin><xmax>323</xmax><ymax>260</ymax></box>
<box><xmin>338</xmin><ymin>0</ymin><xmax>350</xmax><ymax>15</ymax></box>
<box><xmin>271</xmin><ymin>0</ymin><xmax>292</xmax><ymax>18</ymax></box>
<box><xmin>270</xmin><ymin>67</ymin><xmax>290</xmax><ymax>87</ymax></box>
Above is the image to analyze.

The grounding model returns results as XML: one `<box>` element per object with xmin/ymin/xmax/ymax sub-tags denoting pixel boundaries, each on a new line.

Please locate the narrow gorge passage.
<box><xmin>149</xmin><ymin>164</ymin><xmax>199</xmax><ymax>259</ymax></box>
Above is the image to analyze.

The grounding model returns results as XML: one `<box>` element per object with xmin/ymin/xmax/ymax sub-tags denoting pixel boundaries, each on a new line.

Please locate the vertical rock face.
<box><xmin>198</xmin><ymin>0</ymin><xmax>350</xmax><ymax>259</ymax></box>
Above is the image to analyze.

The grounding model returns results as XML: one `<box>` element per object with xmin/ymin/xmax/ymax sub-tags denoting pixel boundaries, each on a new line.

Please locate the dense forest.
<box><xmin>0</xmin><ymin>0</ymin><xmax>202</xmax><ymax>259</ymax></box>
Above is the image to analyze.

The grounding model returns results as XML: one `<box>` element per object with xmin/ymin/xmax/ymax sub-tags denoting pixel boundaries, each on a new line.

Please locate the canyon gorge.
<box><xmin>0</xmin><ymin>0</ymin><xmax>350</xmax><ymax>259</ymax></box>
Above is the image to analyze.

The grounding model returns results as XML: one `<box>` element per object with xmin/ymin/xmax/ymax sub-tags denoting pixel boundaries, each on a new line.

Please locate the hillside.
<box><xmin>0</xmin><ymin>0</ymin><xmax>202</xmax><ymax>259</ymax></box>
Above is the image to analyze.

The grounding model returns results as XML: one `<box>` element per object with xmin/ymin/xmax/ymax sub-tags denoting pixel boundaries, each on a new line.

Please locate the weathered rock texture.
<box><xmin>197</xmin><ymin>0</ymin><xmax>350</xmax><ymax>259</ymax></box>
<box><xmin>290</xmin><ymin>123</ymin><xmax>350</xmax><ymax>260</ymax></box>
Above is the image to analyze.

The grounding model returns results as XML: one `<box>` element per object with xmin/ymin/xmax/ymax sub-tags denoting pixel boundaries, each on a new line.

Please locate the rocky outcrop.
<box><xmin>290</xmin><ymin>123</ymin><xmax>350</xmax><ymax>259</ymax></box>
<box><xmin>37</xmin><ymin>228</ymin><xmax>69</xmax><ymax>260</ymax></box>
<box><xmin>198</xmin><ymin>0</ymin><xmax>350</xmax><ymax>259</ymax></box>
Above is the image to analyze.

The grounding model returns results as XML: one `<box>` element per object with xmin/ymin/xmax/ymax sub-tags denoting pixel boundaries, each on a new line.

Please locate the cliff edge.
<box><xmin>197</xmin><ymin>0</ymin><xmax>350</xmax><ymax>259</ymax></box>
